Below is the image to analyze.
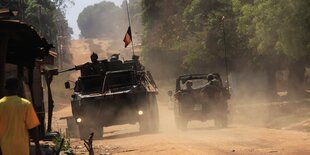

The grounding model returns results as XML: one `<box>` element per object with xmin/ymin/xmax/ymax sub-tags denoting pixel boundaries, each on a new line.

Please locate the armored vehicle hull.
<box><xmin>65</xmin><ymin>57</ymin><xmax>159</xmax><ymax>139</ymax></box>
<box><xmin>72</xmin><ymin>90</ymin><xmax>159</xmax><ymax>139</ymax></box>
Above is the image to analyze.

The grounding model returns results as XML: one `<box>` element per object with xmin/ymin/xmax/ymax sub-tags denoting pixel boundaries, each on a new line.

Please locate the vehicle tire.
<box><xmin>177</xmin><ymin>116</ymin><xmax>188</xmax><ymax>130</ymax></box>
<box><xmin>149</xmin><ymin>94</ymin><xmax>159</xmax><ymax>132</ymax></box>
<box><xmin>139</xmin><ymin>114</ymin><xmax>150</xmax><ymax>133</ymax></box>
<box><xmin>78</xmin><ymin>124</ymin><xmax>91</xmax><ymax>140</ymax></box>
<box><xmin>221</xmin><ymin>113</ymin><xmax>228</xmax><ymax>128</ymax></box>
<box><xmin>214</xmin><ymin>112</ymin><xmax>228</xmax><ymax>128</ymax></box>
<box><xmin>92</xmin><ymin>125</ymin><xmax>103</xmax><ymax>139</ymax></box>
<box><xmin>212</xmin><ymin>100</ymin><xmax>228</xmax><ymax>128</ymax></box>
<box><xmin>174</xmin><ymin>101</ymin><xmax>187</xmax><ymax>130</ymax></box>
<box><xmin>176</xmin><ymin>116</ymin><xmax>187</xmax><ymax>130</ymax></box>
<box><xmin>139</xmin><ymin>93</ymin><xmax>159</xmax><ymax>133</ymax></box>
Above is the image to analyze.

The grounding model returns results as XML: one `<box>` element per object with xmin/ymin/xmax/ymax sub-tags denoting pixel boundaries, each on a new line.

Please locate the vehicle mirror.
<box><xmin>168</xmin><ymin>90</ymin><xmax>173</xmax><ymax>96</ymax></box>
<box><xmin>65</xmin><ymin>81</ymin><xmax>70</xmax><ymax>89</ymax></box>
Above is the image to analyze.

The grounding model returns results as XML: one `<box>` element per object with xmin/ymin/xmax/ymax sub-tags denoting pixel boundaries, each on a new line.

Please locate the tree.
<box><xmin>21</xmin><ymin>0</ymin><xmax>73</xmax><ymax>66</ymax></box>
<box><xmin>141</xmin><ymin>0</ymin><xmax>189</xmax><ymax>78</ymax></box>
<box><xmin>235</xmin><ymin>0</ymin><xmax>310</xmax><ymax>98</ymax></box>
<box><xmin>141</xmin><ymin>0</ymin><xmax>247</xmax><ymax>79</ymax></box>
<box><xmin>77</xmin><ymin>1</ymin><xmax>125</xmax><ymax>39</ymax></box>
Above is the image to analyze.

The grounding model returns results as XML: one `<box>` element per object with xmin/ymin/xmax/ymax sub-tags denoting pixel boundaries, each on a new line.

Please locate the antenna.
<box><xmin>222</xmin><ymin>16</ymin><xmax>230</xmax><ymax>88</ymax></box>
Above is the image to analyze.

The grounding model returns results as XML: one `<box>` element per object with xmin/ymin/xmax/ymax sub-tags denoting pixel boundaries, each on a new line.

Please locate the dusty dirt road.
<box><xmin>52</xmin><ymin>39</ymin><xmax>310</xmax><ymax>155</ymax></box>
<box><xmin>53</xmin><ymin>103</ymin><xmax>310</xmax><ymax>155</ymax></box>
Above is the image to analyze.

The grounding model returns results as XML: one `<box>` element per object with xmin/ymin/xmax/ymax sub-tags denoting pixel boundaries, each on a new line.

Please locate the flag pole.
<box><xmin>125</xmin><ymin>0</ymin><xmax>135</xmax><ymax>56</ymax></box>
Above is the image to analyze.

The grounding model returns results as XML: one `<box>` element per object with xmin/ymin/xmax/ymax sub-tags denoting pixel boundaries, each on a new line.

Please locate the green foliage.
<box><xmin>52</xmin><ymin>133</ymin><xmax>71</xmax><ymax>151</ymax></box>
<box><xmin>235</xmin><ymin>0</ymin><xmax>310</xmax><ymax>60</ymax></box>
<box><xmin>54</xmin><ymin>0</ymin><xmax>75</xmax><ymax>10</ymax></box>
<box><xmin>20</xmin><ymin>0</ymin><xmax>73</xmax><ymax>64</ymax></box>
<box><xmin>142</xmin><ymin>0</ymin><xmax>246</xmax><ymax>76</ymax></box>
<box><xmin>142</xmin><ymin>0</ymin><xmax>310</xmax><ymax>78</ymax></box>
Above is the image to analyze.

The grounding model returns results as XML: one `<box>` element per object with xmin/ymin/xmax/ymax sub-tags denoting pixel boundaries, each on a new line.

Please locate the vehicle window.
<box><xmin>104</xmin><ymin>71</ymin><xmax>137</xmax><ymax>89</ymax></box>
<box><xmin>180</xmin><ymin>79</ymin><xmax>208</xmax><ymax>90</ymax></box>
<box><xmin>79</xmin><ymin>76</ymin><xmax>104</xmax><ymax>93</ymax></box>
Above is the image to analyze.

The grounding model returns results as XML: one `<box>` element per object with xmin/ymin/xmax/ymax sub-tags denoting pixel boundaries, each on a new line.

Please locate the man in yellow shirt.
<box><xmin>0</xmin><ymin>78</ymin><xmax>42</xmax><ymax>155</ymax></box>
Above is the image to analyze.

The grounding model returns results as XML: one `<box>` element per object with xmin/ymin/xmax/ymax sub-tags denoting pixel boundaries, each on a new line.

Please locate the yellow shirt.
<box><xmin>0</xmin><ymin>96</ymin><xmax>40</xmax><ymax>155</ymax></box>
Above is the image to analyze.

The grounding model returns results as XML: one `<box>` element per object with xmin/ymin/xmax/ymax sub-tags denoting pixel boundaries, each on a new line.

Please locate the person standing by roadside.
<box><xmin>0</xmin><ymin>78</ymin><xmax>42</xmax><ymax>155</ymax></box>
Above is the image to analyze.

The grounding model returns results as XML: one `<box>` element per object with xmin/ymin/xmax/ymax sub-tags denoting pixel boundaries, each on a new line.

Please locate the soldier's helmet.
<box><xmin>91</xmin><ymin>52</ymin><xmax>99</xmax><ymax>63</ymax></box>
<box><xmin>212</xmin><ymin>73</ymin><xmax>220</xmax><ymax>79</ymax></box>
<box><xmin>110</xmin><ymin>54</ymin><xmax>120</xmax><ymax>61</ymax></box>
<box><xmin>212</xmin><ymin>73</ymin><xmax>223</xmax><ymax>86</ymax></box>
<box><xmin>207</xmin><ymin>74</ymin><xmax>215</xmax><ymax>81</ymax></box>
<box><xmin>210</xmin><ymin>79</ymin><xmax>221</xmax><ymax>87</ymax></box>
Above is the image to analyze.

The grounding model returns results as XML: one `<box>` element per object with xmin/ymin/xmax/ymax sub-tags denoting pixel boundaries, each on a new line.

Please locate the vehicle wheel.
<box><xmin>92</xmin><ymin>125</ymin><xmax>103</xmax><ymax>139</ymax></box>
<box><xmin>66</xmin><ymin>117</ymin><xmax>79</xmax><ymax>138</ymax></box>
<box><xmin>78</xmin><ymin>124</ymin><xmax>90</xmax><ymax>140</ymax></box>
<box><xmin>139</xmin><ymin>114</ymin><xmax>150</xmax><ymax>133</ymax></box>
<box><xmin>149</xmin><ymin>94</ymin><xmax>159</xmax><ymax>132</ymax></box>
<box><xmin>139</xmin><ymin>93</ymin><xmax>159</xmax><ymax>133</ymax></box>
<box><xmin>174</xmin><ymin>101</ymin><xmax>187</xmax><ymax>130</ymax></box>
<box><xmin>214</xmin><ymin>112</ymin><xmax>228</xmax><ymax>128</ymax></box>
<box><xmin>178</xmin><ymin>118</ymin><xmax>188</xmax><ymax>130</ymax></box>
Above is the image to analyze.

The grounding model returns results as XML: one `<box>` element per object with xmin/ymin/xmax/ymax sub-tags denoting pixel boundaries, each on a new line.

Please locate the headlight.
<box><xmin>138</xmin><ymin>110</ymin><xmax>143</xmax><ymax>115</ymax></box>
<box><xmin>76</xmin><ymin>118</ymin><xmax>82</xmax><ymax>123</ymax></box>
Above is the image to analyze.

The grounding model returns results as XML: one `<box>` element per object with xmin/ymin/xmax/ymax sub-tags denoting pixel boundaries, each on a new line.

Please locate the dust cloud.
<box><xmin>154</xmin><ymin>69</ymin><xmax>310</xmax><ymax>133</ymax></box>
<box><xmin>53</xmin><ymin>34</ymin><xmax>310</xmax><ymax>136</ymax></box>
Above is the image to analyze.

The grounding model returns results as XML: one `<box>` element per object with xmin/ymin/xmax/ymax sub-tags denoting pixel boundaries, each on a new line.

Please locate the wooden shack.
<box><xmin>0</xmin><ymin>8</ymin><xmax>55</xmax><ymax>138</ymax></box>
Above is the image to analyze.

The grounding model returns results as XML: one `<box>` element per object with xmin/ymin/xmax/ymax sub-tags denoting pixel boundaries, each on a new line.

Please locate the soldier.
<box><xmin>132</xmin><ymin>55</ymin><xmax>145</xmax><ymax>70</ymax></box>
<box><xmin>201</xmin><ymin>80</ymin><xmax>221</xmax><ymax>102</ymax></box>
<box><xmin>78</xmin><ymin>52</ymin><xmax>103</xmax><ymax>76</ymax></box>
<box><xmin>207</xmin><ymin>73</ymin><xmax>230</xmax><ymax>100</ymax></box>
<box><xmin>207</xmin><ymin>73</ymin><xmax>215</xmax><ymax>83</ymax></box>
<box><xmin>201</xmin><ymin>73</ymin><xmax>229</xmax><ymax>127</ymax></box>
<box><xmin>88</xmin><ymin>52</ymin><xmax>104</xmax><ymax>74</ymax></box>
<box><xmin>109</xmin><ymin>54</ymin><xmax>123</xmax><ymax>70</ymax></box>
<box><xmin>204</xmin><ymin>74</ymin><xmax>219</xmax><ymax>99</ymax></box>
<box><xmin>212</xmin><ymin>73</ymin><xmax>223</xmax><ymax>87</ymax></box>
<box><xmin>90</xmin><ymin>52</ymin><xmax>99</xmax><ymax>63</ymax></box>
<box><xmin>185</xmin><ymin>80</ymin><xmax>193</xmax><ymax>91</ymax></box>
<box><xmin>212</xmin><ymin>73</ymin><xmax>230</xmax><ymax>100</ymax></box>
<box><xmin>110</xmin><ymin>53</ymin><xmax>120</xmax><ymax>61</ymax></box>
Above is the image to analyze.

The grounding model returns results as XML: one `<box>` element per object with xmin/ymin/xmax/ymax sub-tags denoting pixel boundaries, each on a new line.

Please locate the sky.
<box><xmin>66</xmin><ymin>0</ymin><xmax>124</xmax><ymax>39</ymax></box>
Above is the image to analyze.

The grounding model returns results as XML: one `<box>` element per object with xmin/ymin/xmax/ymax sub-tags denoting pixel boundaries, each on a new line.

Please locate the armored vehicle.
<box><xmin>169</xmin><ymin>74</ymin><xmax>229</xmax><ymax>130</ymax></box>
<box><xmin>64</xmin><ymin>54</ymin><xmax>159</xmax><ymax>139</ymax></box>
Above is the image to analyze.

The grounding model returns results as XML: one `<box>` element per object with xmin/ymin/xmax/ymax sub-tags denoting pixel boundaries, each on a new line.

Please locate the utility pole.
<box><xmin>56</xmin><ymin>18</ymin><xmax>64</xmax><ymax>70</ymax></box>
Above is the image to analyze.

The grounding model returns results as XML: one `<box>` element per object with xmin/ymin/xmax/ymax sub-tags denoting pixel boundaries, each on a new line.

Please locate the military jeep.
<box><xmin>169</xmin><ymin>74</ymin><xmax>229</xmax><ymax>130</ymax></box>
<box><xmin>65</xmin><ymin>55</ymin><xmax>159</xmax><ymax>139</ymax></box>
